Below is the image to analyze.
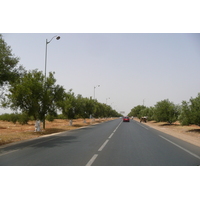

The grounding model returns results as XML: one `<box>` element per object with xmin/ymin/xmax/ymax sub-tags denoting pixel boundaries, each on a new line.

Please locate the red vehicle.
<box><xmin>123</xmin><ymin>116</ymin><xmax>130</xmax><ymax>122</ymax></box>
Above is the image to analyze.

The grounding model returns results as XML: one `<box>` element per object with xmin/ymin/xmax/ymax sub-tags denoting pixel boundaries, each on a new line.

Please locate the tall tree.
<box><xmin>0</xmin><ymin>34</ymin><xmax>24</xmax><ymax>86</ymax></box>
<box><xmin>128</xmin><ymin>105</ymin><xmax>146</xmax><ymax>118</ymax></box>
<box><xmin>179</xmin><ymin>101</ymin><xmax>192</xmax><ymax>125</ymax></box>
<box><xmin>1</xmin><ymin>70</ymin><xmax>65</xmax><ymax>129</ymax></box>
<box><xmin>0</xmin><ymin>34</ymin><xmax>25</xmax><ymax>100</ymax></box>
<box><xmin>154</xmin><ymin>99</ymin><xmax>179</xmax><ymax>124</ymax></box>
<box><xmin>190</xmin><ymin>93</ymin><xmax>200</xmax><ymax>126</ymax></box>
<box><xmin>60</xmin><ymin>90</ymin><xmax>77</xmax><ymax>124</ymax></box>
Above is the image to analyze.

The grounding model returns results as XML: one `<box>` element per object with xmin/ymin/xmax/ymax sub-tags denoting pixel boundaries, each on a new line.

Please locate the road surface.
<box><xmin>0</xmin><ymin>119</ymin><xmax>200</xmax><ymax>166</ymax></box>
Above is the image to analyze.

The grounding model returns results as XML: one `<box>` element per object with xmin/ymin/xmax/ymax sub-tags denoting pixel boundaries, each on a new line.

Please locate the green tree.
<box><xmin>128</xmin><ymin>105</ymin><xmax>146</xmax><ymax>118</ymax></box>
<box><xmin>77</xmin><ymin>96</ymin><xmax>95</xmax><ymax>120</ymax></box>
<box><xmin>60</xmin><ymin>90</ymin><xmax>77</xmax><ymax>124</ymax></box>
<box><xmin>139</xmin><ymin>106</ymin><xmax>155</xmax><ymax>121</ymax></box>
<box><xmin>96</xmin><ymin>103</ymin><xmax>106</xmax><ymax>118</ymax></box>
<box><xmin>0</xmin><ymin>34</ymin><xmax>26</xmax><ymax>85</ymax></box>
<box><xmin>190</xmin><ymin>93</ymin><xmax>200</xmax><ymax>126</ymax></box>
<box><xmin>179</xmin><ymin>101</ymin><xmax>192</xmax><ymax>126</ymax></box>
<box><xmin>154</xmin><ymin>99</ymin><xmax>179</xmax><ymax>124</ymax></box>
<box><xmin>0</xmin><ymin>34</ymin><xmax>25</xmax><ymax>99</ymax></box>
<box><xmin>1</xmin><ymin>70</ymin><xmax>65</xmax><ymax>129</ymax></box>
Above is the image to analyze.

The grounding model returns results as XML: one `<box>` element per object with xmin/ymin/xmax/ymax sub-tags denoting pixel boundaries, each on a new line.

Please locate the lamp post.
<box><xmin>94</xmin><ymin>85</ymin><xmax>100</xmax><ymax>99</ymax></box>
<box><xmin>43</xmin><ymin>35</ymin><xmax>60</xmax><ymax>129</ymax></box>
<box><xmin>143</xmin><ymin>99</ymin><xmax>145</xmax><ymax>106</ymax></box>
<box><xmin>44</xmin><ymin>35</ymin><xmax>60</xmax><ymax>79</ymax></box>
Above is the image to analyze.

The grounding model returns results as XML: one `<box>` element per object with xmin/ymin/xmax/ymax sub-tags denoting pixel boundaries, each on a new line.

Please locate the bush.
<box><xmin>10</xmin><ymin>113</ymin><xmax>18</xmax><ymax>124</ymax></box>
<box><xmin>0</xmin><ymin>113</ymin><xmax>11</xmax><ymax>121</ymax></box>
<box><xmin>154</xmin><ymin>99</ymin><xmax>179</xmax><ymax>124</ymax></box>
<box><xmin>0</xmin><ymin>112</ymin><xmax>30</xmax><ymax>124</ymax></box>
<box><xmin>46</xmin><ymin>115</ymin><xmax>55</xmax><ymax>122</ymax></box>
<box><xmin>18</xmin><ymin>113</ymin><xmax>30</xmax><ymax>125</ymax></box>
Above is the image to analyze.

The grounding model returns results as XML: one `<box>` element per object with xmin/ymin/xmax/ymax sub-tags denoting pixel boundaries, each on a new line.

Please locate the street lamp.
<box><xmin>43</xmin><ymin>35</ymin><xmax>60</xmax><ymax>129</ymax></box>
<box><xmin>143</xmin><ymin>99</ymin><xmax>145</xmax><ymax>106</ymax></box>
<box><xmin>94</xmin><ymin>85</ymin><xmax>100</xmax><ymax>99</ymax></box>
<box><xmin>44</xmin><ymin>35</ymin><xmax>60</xmax><ymax>79</ymax></box>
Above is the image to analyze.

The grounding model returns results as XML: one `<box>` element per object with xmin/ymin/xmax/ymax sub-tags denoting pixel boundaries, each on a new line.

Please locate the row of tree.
<box><xmin>128</xmin><ymin>94</ymin><xmax>200</xmax><ymax>126</ymax></box>
<box><xmin>0</xmin><ymin>34</ymin><xmax>121</xmax><ymax>129</ymax></box>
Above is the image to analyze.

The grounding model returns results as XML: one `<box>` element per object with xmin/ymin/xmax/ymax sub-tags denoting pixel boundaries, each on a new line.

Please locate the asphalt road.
<box><xmin>0</xmin><ymin>118</ymin><xmax>200</xmax><ymax>166</ymax></box>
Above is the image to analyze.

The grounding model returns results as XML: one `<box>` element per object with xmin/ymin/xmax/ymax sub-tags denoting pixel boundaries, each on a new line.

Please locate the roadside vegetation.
<box><xmin>0</xmin><ymin>34</ymin><xmax>122</xmax><ymax>130</ymax></box>
<box><xmin>1</xmin><ymin>33</ymin><xmax>199</xmax><ymax>140</ymax></box>
<box><xmin>128</xmin><ymin>94</ymin><xmax>200</xmax><ymax>126</ymax></box>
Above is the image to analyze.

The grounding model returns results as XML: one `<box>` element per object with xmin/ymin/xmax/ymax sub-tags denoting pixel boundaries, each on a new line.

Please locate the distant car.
<box><xmin>123</xmin><ymin>116</ymin><xmax>130</xmax><ymax>122</ymax></box>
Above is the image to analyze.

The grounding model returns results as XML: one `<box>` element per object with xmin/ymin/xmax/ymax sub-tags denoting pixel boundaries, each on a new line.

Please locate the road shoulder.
<box><xmin>133</xmin><ymin>118</ymin><xmax>200</xmax><ymax>147</ymax></box>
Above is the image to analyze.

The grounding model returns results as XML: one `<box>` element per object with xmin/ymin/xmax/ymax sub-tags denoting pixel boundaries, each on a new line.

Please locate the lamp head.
<box><xmin>56</xmin><ymin>36</ymin><xmax>60</xmax><ymax>40</ymax></box>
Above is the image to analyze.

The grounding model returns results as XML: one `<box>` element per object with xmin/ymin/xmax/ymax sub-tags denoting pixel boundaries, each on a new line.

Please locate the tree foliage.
<box><xmin>190</xmin><ymin>93</ymin><xmax>200</xmax><ymax>126</ymax></box>
<box><xmin>59</xmin><ymin>92</ymin><xmax>121</xmax><ymax>121</ymax></box>
<box><xmin>179</xmin><ymin>101</ymin><xmax>191</xmax><ymax>126</ymax></box>
<box><xmin>179</xmin><ymin>93</ymin><xmax>200</xmax><ymax>126</ymax></box>
<box><xmin>128</xmin><ymin>105</ymin><xmax>146</xmax><ymax>118</ymax></box>
<box><xmin>153</xmin><ymin>99</ymin><xmax>179</xmax><ymax>124</ymax></box>
<box><xmin>0</xmin><ymin>34</ymin><xmax>25</xmax><ymax>86</ymax></box>
<box><xmin>1</xmin><ymin>70</ymin><xmax>65</xmax><ymax>128</ymax></box>
<box><xmin>60</xmin><ymin>89</ymin><xmax>78</xmax><ymax>120</ymax></box>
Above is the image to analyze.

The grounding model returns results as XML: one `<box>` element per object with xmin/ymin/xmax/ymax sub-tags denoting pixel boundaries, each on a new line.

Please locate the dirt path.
<box><xmin>134</xmin><ymin>118</ymin><xmax>200</xmax><ymax>147</ymax></box>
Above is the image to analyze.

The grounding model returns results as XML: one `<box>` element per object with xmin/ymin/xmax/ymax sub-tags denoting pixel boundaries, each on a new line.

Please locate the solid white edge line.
<box><xmin>0</xmin><ymin>149</ymin><xmax>19</xmax><ymax>157</ymax></box>
<box><xmin>98</xmin><ymin>139</ymin><xmax>109</xmax><ymax>151</ymax></box>
<box><xmin>159</xmin><ymin>135</ymin><xmax>200</xmax><ymax>160</ymax></box>
<box><xmin>86</xmin><ymin>154</ymin><xmax>98</xmax><ymax>166</ymax></box>
<box><xmin>138</xmin><ymin>123</ymin><xmax>148</xmax><ymax>130</ymax></box>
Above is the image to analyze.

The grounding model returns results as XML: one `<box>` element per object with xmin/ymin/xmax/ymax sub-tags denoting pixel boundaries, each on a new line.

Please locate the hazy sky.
<box><xmin>1</xmin><ymin>1</ymin><xmax>200</xmax><ymax>196</ymax></box>
<box><xmin>1</xmin><ymin>33</ymin><xmax>200</xmax><ymax>115</ymax></box>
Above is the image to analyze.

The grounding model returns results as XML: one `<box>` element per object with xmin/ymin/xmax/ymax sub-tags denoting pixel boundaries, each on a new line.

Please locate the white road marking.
<box><xmin>139</xmin><ymin>123</ymin><xmax>149</xmax><ymax>130</ymax></box>
<box><xmin>98</xmin><ymin>139</ymin><xmax>109</xmax><ymax>151</ymax></box>
<box><xmin>86</xmin><ymin>154</ymin><xmax>98</xmax><ymax>166</ymax></box>
<box><xmin>108</xmin><ymin>132</ymin><xmax>115</xmax><ymax>139</ymax></box>
<box><xmin>86</xmin><ymin>120</ymin><xmax>123</xmax><ymax>165</ymax></box>
<box><xmin>0</xmin><ymin>149</ymin><xmax>19</xmax><ymax>157</ymax></box>
<box><xmin>109</xmin><ymin>121</ymin><xmax>122</xmax><ymax>138</ymax></box>
<box><xmin>159</xmin><ymin>135</ymin><xmax>200</xmax><ymax>160</ymax></box>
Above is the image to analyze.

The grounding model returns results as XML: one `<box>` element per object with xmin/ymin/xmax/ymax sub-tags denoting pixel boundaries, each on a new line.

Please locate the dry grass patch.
<box><xmin>0</xmin><ymin>118</ymin><xmax>113</xmax><ymax>146</ymax></box>
<box><xmin>134</xmin><ymin>118</ymin><xmax>200</xmax><ymax>147</ymax></box>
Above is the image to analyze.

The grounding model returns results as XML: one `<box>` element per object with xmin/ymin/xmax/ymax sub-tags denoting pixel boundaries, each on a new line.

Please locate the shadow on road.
<box><xmin>0</xmin><ymin>134</ymin><xmax>78</xmax><ymax>155</ymax></box>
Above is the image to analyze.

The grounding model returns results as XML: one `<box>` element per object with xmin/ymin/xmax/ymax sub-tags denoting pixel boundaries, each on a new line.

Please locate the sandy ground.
<box><xmin>1</xmin><ymin>117</ymin><xmax>200</xmax><ymax>147</ymax></box>
<box><xmin>0</xmin><ymin>118</ymin><xmax>112</xmax><ymax>146</ymax></box>
<box><xmin>134</xmin><ymin>118</ymin><xmax>200</xmax><ymax>147</ymax></box>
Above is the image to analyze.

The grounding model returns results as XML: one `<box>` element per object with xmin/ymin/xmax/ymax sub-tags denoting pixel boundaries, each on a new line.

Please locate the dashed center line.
<box><xmin>98</xmin><ymin>140</ymin><xmax>109</xmax><ymax>151</ymax></box>
<box><xmin>86</xmin><ymin>154</ymin><xmax>98</xmax><ymax>166</ymax></box>
<box><xmin>108</xmin><ymin>132</ymin><xmax>115</xmax><ymax>139</ymax></box>
<box><xmin>86</xmin><ymin>121</ymin><xmax>122</xmax><ymax>166</ymax></box>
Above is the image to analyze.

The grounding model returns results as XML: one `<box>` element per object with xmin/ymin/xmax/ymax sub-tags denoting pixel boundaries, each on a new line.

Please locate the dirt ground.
<box><xmin>0</xmin><ymin>117</ymin><xmax>200</xmax><ymax>147</ymax></box>
<box><xmin>0</xmin><ymin>118</ymin><xmax>112</xmax><ymax>146</ymax></box>
<box><xmin>134</xmin><ymin>118</ymin><xmax>200</xmax><ymax>147</ymax></box>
